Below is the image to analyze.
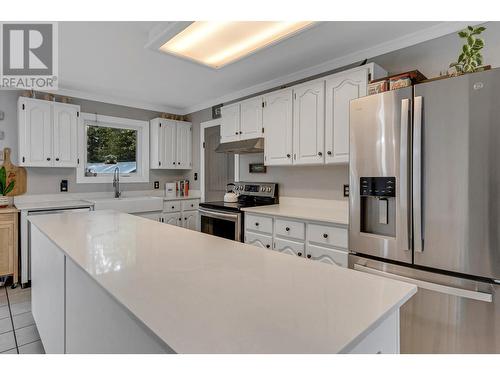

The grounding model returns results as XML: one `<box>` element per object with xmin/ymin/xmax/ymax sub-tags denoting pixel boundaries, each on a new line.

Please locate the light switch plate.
<box><xmin>0</xmin><ymin>111</ymin><xmax>4</xmax><ymax>120</ymax></box>
<box><xmin>0</xmin><ymin>130</ymin><xmax>4</xmax><ymax>140</ymax></box>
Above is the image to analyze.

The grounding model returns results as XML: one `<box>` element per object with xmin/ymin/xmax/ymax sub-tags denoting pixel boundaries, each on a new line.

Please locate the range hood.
<box><xmin>215</xmin><ymin>137</ymin><xmax>264</xmax><ymax>154</ymax></box>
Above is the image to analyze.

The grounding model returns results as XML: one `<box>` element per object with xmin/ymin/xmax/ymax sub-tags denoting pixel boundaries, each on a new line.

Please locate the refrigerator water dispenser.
<box><xmin>359</xmin><ymin>177</ymin><xmax>396</xmax><ymax>237</ymax></box>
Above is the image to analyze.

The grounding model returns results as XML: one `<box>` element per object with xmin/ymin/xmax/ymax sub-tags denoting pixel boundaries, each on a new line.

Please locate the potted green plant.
<box><xmin>449</xmin><ymin>25</ymin><xmax>487</xmax><ymax>75</ymax></box>
<box><xmin>0</xmin><ymin>166</ymin><xmax>15</xmax><ymax>207</ymax></box>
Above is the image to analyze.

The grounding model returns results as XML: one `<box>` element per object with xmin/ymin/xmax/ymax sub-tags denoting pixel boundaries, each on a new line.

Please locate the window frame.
<box><xmin>77</xmin><ymin>113</ymin><xmax>150</xmax><ymax>184</ymax></box>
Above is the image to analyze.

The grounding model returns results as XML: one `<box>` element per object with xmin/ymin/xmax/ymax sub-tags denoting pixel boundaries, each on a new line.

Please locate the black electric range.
<box><xmin>199</xmin><ymin>182</ymin><xmax>278</xmax><ymax>241</ymax></box>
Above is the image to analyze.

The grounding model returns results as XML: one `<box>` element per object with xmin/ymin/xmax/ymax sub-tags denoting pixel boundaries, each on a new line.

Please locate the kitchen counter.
<box><xmin>163</xmin><ymin>193</ymin><xmax>200</xmax><ymax>201</ymax></box>
<box><xmin>28</xmin><ymin>210</ymin><xmax>415</xmax><ymax>354</ymax></box>
<box><xmin>242</xmin><ymin>197</ymin><xmax>349</xmax><ymax>226</ymax></box>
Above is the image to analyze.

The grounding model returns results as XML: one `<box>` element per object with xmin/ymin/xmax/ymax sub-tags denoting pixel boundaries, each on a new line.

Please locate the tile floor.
<box><xmin>0</xmin><ymin>286</ymin><xmax>45</xmax><ymax>354</ymax></box>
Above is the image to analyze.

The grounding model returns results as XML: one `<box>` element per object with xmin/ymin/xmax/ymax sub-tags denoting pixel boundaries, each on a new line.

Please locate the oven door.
<box><xmin>198</xmin><ymin>208</ymin><xmax>242</xmax><ymax>242</ymax></box>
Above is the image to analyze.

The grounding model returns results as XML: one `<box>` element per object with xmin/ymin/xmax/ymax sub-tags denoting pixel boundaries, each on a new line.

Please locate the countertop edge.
<box><xmin>241</xmin><ymin>206</ymin><xmax>349</xmax><ymax>226</ymax></box>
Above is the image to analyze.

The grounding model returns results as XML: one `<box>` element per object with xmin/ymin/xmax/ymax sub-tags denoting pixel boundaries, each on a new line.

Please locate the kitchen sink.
<box><xmin>88</xmin><ymin>196</ymin><xmax>163</xmax><ymax>214</ymax></box>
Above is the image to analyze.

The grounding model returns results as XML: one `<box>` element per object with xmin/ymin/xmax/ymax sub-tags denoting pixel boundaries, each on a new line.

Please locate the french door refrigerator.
<box><xmin>348</xmin><ymin>68</ymin><xmax>500</xmax><ymax>353</ymax></box>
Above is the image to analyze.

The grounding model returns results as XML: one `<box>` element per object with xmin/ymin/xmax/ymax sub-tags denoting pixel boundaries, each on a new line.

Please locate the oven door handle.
<box><xmin>198</xmin><ymin>208</ymin><xmax>240</xmax><ymax>221</ymax></box>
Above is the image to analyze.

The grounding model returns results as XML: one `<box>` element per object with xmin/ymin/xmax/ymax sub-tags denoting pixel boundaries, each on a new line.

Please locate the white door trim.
<box><xmin>200</xmin><ymin>119</ymin><xmax>239</xmax><ymax>202</ymax></box>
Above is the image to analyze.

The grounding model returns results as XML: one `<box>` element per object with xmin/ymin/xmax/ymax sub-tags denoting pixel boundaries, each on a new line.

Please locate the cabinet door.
<box><xmin>163</xmin><ymin>120</ymin><xmax>177</xmax><ymax>169</ymax></box>
<box><xmin>176</xmin><ymin>122</ymin><xmax>192</xmax><ymax>169</ymax></box>
<box><xmin>161</xmin><ymin>212</ymin><xmax>182</xmax><ymax>226</ymax></box>
<box><xmin>325</xmin><ymin>69</ymin><xmax>368</xmax><ymax>164</ymax></box>
<box><xmin>274</xmin><ymin>238</ymin><xmax>305</xmax><ymax>258</ymax></box>
<box><xmin>263</xmin><ymin>88</ymin><xmax>293</xmax><ymax>166</ymax></box>
<box><xmin>220</xmin><ymin>104</ymin><xmax>240</xmax><ymax>143</ymax></box>
<box><xmin>239</xmin><ymin>97</ymin><xmax>263</xmax><ymax>140</ymax></box>
<box><xmin>53</xmin><ymin>102</ymin><xmax>78</xmax><ymax>167</ymax></box>
<box><xmin>306</xmin><ymin>244</ymin><xmax>348</xmax><ymax>267</ymax></box>
<box><xmin>182</xmin><ymin>211</ymin><xmax>199</xmax><ymax>231</ymax></box>
<box><xmin>293</xmin><ymin>81</ymin><xmax>325</xmax><ymax>165</ymax></box>
<box><xmin>245</xmin><ymin>232</ymin><xmax>272</xmax><ymax>249</ymax></box>
<box><xmin>19</xmin><ymin>98</ymin><xmax>52</xmax><ymax>167</ymax></box>
<box><xmin>0</xmin><ymin>222</ymin><xmax>14</xmax><ymax>276</ymax></box>
<box><xmin>150</xmin><ymin>119</ymin><xmax>164</xmax><ymax>169</ymax></box>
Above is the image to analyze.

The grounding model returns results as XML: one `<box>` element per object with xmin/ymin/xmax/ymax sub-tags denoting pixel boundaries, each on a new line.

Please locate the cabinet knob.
<box><xmin>286</xmin><ymin>154</ymin><xmax>291</xmax><ymax>158</ymax></box>
<box><xmin>255</xmin><ymin>222</ymin><xmax>259</xmax><ymax>226</ymax></box>
<box><xmin>327</xmin><ymin>151</ymin><xmax>332</xmax><ymax>155</ymax></box>
<box><xmin>307</xmin><ymin>254</ymin><xmax>312</xmax><ymax>259</ymax></box>
<box><xmin>235</xmin><ymin>131</ymin><xmax>239</xmax><ymax>135</ymax></box>
<box><xmin>318</xmin><ymin>152</ymin><xmax>323</xmax><ymax>156</ymax></box>
<box><xmin>178</xmin><ymin>218</ymin><xmax>182</xmax><ymax>221</ymax></box>
<box><xmin>173</xmin><ymin>162</ymin><xmax>175</xmax><ymax>165</ymax></box>
<box><xmin>285</xmin><ymin>227</ymin><xmax>290</xmax><ymax>232</ymax></box>
<box><xmin>297</xmin><ymin>252</ymin><xmax>302</xmax><ymax>257</ymax></box>
<box><xmin>184</xmin><ymin>217</ymin><xmax>187</xmax><ymax>220</ymax></box>
<box><xmin>323</xmin><ymin>233</ymin><xmax>328</xmax><ymax>239</ymax></box>
<box><xmin>191</xmin><ymin>204</ymin><xmax>194</xmax><ymax>207</ymax></box>
<box><xmin>266</xmin><ymin>244</ymin><xmax>270</xmax><ymax>248</ymax></box>
<box><xmin>55</xmin><ymin>158</ymin><xmax>60</xmax><ymax>161</ymax></box>
<box><xmin>171</xmin><ymin>206</ymin><xmax>175</xmax><ymax>209</ymax></box>
<box><xmin>239</xmin><ymin>131</ymin><xmax>242</xmax><ymax>134</ymax></box>
<box><xmin>46</xmin><ymin>157</ymin><xmax>51</xmax><ymax>161</ymax></box>
<box><xmin>177</xmin><ymin>162</ymin><xmax>180</xmax><ymax>165</ymax></box>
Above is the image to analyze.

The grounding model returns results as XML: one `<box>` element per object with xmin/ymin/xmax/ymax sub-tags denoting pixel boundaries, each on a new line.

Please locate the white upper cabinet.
<box><xmin>293</xmin><ymin>81</ymin><xmax>325</xmax><ymax>165</ymax></box>
<box><xmin>239</xmin><ymin>97</ymin><xmax>263</xmax><ymax>140</ymax></box>
<box><xmin>263</xmin><ymin>88</ymin><xmax>293</xmax><ymax>166</ymax></box>
<box><xmin>53</xmin><ymin>103</ymin><xmax>79</xmax><ymax>167</ymax></box>
<box><xmin>18</xmin><ymin>97</ymin><xmax>79</xmax><ymax>167</ymax></box>
<box><xmin>325</xmin><ymin>67</ymin><xmax>369</xmax><ymax>164</ymax></box>
<box><xmin>150</xmin><ymin>118</ymin><xmax>192</xmax><ymax>170</ymax></box>
<box><xmin>220</xmin><ymin>104</ymin><xmax>240</xmax><ymax>143</ymax></box>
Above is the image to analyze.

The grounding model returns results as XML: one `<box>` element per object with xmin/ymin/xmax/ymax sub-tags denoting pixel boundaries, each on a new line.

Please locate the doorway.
<box><xmin>201</xmin><ymin>124</ymin><xmax>234</xmax><ymax>202</ymax></box>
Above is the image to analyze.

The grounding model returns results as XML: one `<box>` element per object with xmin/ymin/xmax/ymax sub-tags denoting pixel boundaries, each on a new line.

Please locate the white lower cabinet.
<box><xmin>182</xmin><ymin>210</ymin><xmax>199</xmax><ymax>231</ymax></box>
<box><xmin>245</xmin><ymin>213</ymin><xmax>348</xmax><ymax>267</ymax></box>
<box><xmin>162</xmin><ymin>212</ymin><xmax>182</xmax><ymax>226</ymax></box>
<box><xmin>160</xmin><ymin>199</ymin><xmax>200</xmax><ymax>231</ymax></box>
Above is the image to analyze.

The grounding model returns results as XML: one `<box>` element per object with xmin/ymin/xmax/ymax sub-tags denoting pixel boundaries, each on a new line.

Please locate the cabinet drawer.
<box><xmin>308</xmin><ymin>223</ymin><xmax>348</xmax><ymax>249</ymax></box>
<box><xmin>164</xmin><ymin>201</ymin><xmax>181</xmax><ymax>213</ymax></box>
<box><xmin>274</xmin><ymin>238</ymin><xmax>305</xmax><ymax>258</ymax></box>
<box><xmin>245</xmin><ymin>232</ymin><xmax>272</xmax><ymax>250</ymax></box>
<box><xmin>306</xmin><ymin>244</ymin><xmax>348</xmax><ymax>267</ymax></box>
<box><xmin>245</xmin><ymin>214</ymin><xmax>273</xmax><ymax>234</ymax></box>
<box><xmin>275</xmin><ymin>219</ymin><xmax>305</xmax><ymax>240</ymax></box>
<box><xmin>181</xmin><ymin>200</ymin><xmax>199</xmax><ymax>211</ymax></box>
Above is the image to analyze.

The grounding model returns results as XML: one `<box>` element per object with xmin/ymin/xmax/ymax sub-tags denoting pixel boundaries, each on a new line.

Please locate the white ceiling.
<box><xmin>57</xmin><ymin>21</ymin><xmax>471</xmax><ymax>114</ymax></box>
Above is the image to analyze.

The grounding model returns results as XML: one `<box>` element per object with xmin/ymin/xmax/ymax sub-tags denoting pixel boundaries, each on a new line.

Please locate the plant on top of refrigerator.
<box><xmin>449</xmin><ymin>25</ymin><xmax>487</xmax><ymax>75</ymax></box>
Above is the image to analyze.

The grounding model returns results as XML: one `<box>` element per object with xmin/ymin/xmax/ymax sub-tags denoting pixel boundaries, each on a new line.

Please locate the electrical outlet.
<box><xmin>60</xmin><ymin>180</ymin><xmax>68</xmax><ymax>192</ymax></box>
<box><xmin>0</xmin><ymin>111</ymin><xmax>4</xmax><ymax>120</ymax></box>
<box><xmin>154</xmin><ymin>181</ymin><xmax>160</xmax><ymax>189</ymax></box>
<box><xmin>343</xmin><ymin>184</ymin><xmax>350</xmax><ymax>197</ymax></box>
<box><xmin>194</xmin><ymin>172</ymin><xmax>198</xmax><ymax>181</ymax></box>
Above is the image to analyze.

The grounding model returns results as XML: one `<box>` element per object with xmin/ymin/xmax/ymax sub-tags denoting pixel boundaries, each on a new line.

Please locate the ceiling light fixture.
<box><xmin>159</xmin><ymin>21</ymin><xmax>314</xmax><ymax>69</ymax></box>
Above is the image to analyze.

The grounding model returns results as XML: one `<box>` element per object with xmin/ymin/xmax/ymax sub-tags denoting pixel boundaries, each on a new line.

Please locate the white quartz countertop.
<box><xmin>15</xmin><ymin>199</ymin><xmax>94</xmax><ymax>211</ymax></box>
<box><xmin>242</xmin><ymin>197</ymin><xmax>349</xmax><ymax>225</ymax></box>
<box><xmin>163</xmin><ymin>194</ymin><xmax>200</xmax><ymax>201</ymax></box>
<box><xmin>29</xmin><ymin>210</ymin><xmax>415</xmax><ymax>353</ymax></box>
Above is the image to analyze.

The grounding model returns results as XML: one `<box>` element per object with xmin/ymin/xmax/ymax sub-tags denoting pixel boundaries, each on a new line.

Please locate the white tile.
<box><xmin>7</xmin><ymin>290</ymin><xmax>30</xmax><ymax>305</ymax></box>
<box><xmin>0</xmin><ymin>306</ymin><xmax>9</xmax><ymax>320</ymax></box>
<box><xmin>15</xmin><ymin>324</ymin><xmax>40</xmax><ymax>346</ymax></box>
<box><xmin>0</xmin><ymin>317</ymin><xmax>12</xmax><ymax>334</ymax></box>
<box><xmin>19</xmin><ymin>340</ymin><xmax>45</xmax><ymax>354</ymax></box>
<box><xmin>0</xmin><ymin>331</ymin><xmax>16</xmax><ymax>352</ymax></box>
<box><xmin>12</xmin><ymin>311</ymin><xmax>35</xmax><ymax>330</ymax></box>
<box><xmin>0</xmin><ymin>348</ymin><xmax>18</xmax><ymax>354</ymax></box>
<box><xmin>10</xmin><ymin>301</ymin><xmax>31</xmax><ymax>316</ymax></box>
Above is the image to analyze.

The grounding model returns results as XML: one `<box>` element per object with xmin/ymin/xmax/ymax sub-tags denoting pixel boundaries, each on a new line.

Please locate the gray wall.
<box><xmin>0</xmin><ymin>91</ymin><xmax>189</xmax><ymax>194</ymax></box>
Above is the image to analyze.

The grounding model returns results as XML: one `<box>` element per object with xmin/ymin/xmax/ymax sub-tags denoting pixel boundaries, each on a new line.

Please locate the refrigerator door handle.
<box><xmin>353</xmin><ymin>264</ymin><xmax>493</xmax><ymax>303</ymax></box>
<box><xmin>400</xmin><ymin>98</ymin><xmax>411</xmax><ymax>251</ymax></box>
<box><xmin>413</xmin><ymin>96</ymin><xmax>423</xmax><ymax>253</ymax></box>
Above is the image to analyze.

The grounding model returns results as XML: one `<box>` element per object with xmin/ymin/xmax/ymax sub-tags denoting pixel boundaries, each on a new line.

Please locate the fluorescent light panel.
<box><xmin>160</xmin><ymin>21</ymin><xmax>313</xmax><ymax>68</ymax></box>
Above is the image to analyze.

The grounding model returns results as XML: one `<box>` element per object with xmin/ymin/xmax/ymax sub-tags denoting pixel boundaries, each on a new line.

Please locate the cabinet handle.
<box><xmin>323</xmin><ymin>233</ymin><xmax>328</xmax><ymax>239</ymax></box>
<box><xmin>171</xmin><ymin>206</ymin><xmax>175</xmax><ymax>209</ymax></box>
<box><xmin>239</xmin><ymin>131</ymin><xmax>242</xmax><ymax>134</ymax></box>
<box><xmin>307</xmin><ymin>254</ymin><xmax>312</xmax><ymax>259</ymax></box>
<box><xmin>55</xmin><ymin>158</ymin><xmax>60</xmax><ymax>161</ymax></box>
<box><xmin>286</xmin><ymin>154</ymin><xmax>291</xmax><ymax>158</ymax></box>
<box><xmin>46</xmin><ymin>157</ymin><xmax>51</xmax><ymax>161</ymax></box>
<box><xmin>173</xmin><ymin>162</ymin><xmax>175</xmax><ymax>165</ymax></box>
<box><xmin>178</xmin><ymin>218</ymin><xmax>182</xmax><ymax>221</ymax></box>
<box><xmin>285</xmin><ymin>227</ymin><xmax>290</xmax><ymax>232</ymax></box>
<box><xmin>235</xmin><ymin>131</ymin><xmax>238</xmax><ymax>135</ymax></box>
<box><xmin>297</xmin><ymin>252</ymin><xmax>302</xmax><ymax>257</ymax></box>
<box><xmin>266</xmin><ymin>244</ymin><xmax>270</xmax><ymax>248</ymax></box>
<box><xmin>318</xmin><ymin>152</ymin><xmax>323</xmax><ymax>156</ymax></box>
<box><xmin>191</xmin><ymin>204</ymin><xmax>194</xmax><ymax>207</ymax></box>
<box><xmin>184</xmin><ymin>217</ymin><xmax>187</xmax><ymax>220</ymax></box>
<box><xmin>255</xmin><ymin>222</ymin><xmax>259</xmax><ymax>226</ymax></box>
<box><xmin>177</xmin><ymin>162</ymin><xmax>180</xmax><ymax>165</ymax></box>
<box><xmin>327</xmin><ymin>151</ymin><xmax>332</xmax><ymax>155</ymax></box>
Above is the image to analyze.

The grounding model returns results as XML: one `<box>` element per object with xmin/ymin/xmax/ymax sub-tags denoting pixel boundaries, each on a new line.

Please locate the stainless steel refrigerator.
<box><xmin>348</xmin><ymin>68</ymin><xmax>500</xmax><ymax>353</ymax></box>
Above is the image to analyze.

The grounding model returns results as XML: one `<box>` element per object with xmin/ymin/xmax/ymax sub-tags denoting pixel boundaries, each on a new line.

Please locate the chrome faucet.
<box><xmin>113</xmin><ymin>166</ymin><xmax>121</xmax><ymax>198</ymax></box>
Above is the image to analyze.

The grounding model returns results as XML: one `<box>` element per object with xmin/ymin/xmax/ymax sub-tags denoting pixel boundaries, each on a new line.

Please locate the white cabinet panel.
<box><xmin>274</xmin><ymin>238</ymin><xmax>305</xmax><ymax>258</ymax></box>
<box><xmin>176</xmin><ymin>122</ymin><xmax>192</xmax><ymax>169</ymax></box>
<box><xmin>306</xmin><ymin>244</ymin><xmax>348</xmax><ymax>267</ymax></box>
<box><xmin>245</xmin><ymin>232</ymin><xmax>272</xmax><ymax>249</ymax></box>
<box><xmin>181</xmin><ymin>199</ymin><xmax>199</xmax><ymax>211</ymax></box>
<box><xmin>162</xmin><ymin>212</ymin><xmax>182</xmax><ymax>226</ymax></box>
<box><xmin>263</xmin><ymin>88</ymin><xmax>293</xmax><ymax>166</ymax></box>
<box><xmin>245</xmin><ymin>214</ymin><xmax>273</xmax><ymax>234</ymax></box>
<box><xmin>325</xmin><ymin>69</ymin><xmax>368</xmax><ymax>164</ymax></box>
<box><xmin>19</xmin><ymin>97</ymin><xmax>52</xmax><ymax>167</ymax></box>
<box><xmin>164</xmin><ymin>200</ymin><xmax>181</xmax><ymax>213</ymax></box>
<box><xmin>240</xmin><ymin>97</ymin><xmax>263</xmax><ymax>140</ymax></box>
<box><xmin>182</xmin><ymin>210</ymin><xmax>199</xmax><ymax>231</ymax></box>
<box><xmin>220</xmin><ymin>104</ymin><xmax>240</xmax><ymax>143</ymax></box>
<box><xmin>164</xmin><ymin>120</ymin><xmax>177</xmax><ymax>168</ymax></box>
<box><xmin>308</xmin><ymin>223</ymin><xmax>348</xmax><ymax>249</ymax></box>
<box><xmin>53</xmin><ymin>102</ymin><xmax>78</xmax><ymax>167</ymax></box>
<box><xmin>275</xmin><ymin>218</ymin><xmax>305</xmax><ymax>240</ymax></box>
<box><xmin>150</xmin><ymin>119</ymin><xmax>191</xmax><ymax>170</ymax></box>
<box><xmin>293</xmin><ymin>81</ymin><xmax>325</xmax><ymax>165</ymax></box>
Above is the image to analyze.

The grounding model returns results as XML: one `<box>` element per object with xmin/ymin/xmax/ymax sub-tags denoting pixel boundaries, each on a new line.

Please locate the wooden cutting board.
<box><xmin>1</xmin><ymin>148</ymin><xmax>27</xmax><ymax>196</ymax></box>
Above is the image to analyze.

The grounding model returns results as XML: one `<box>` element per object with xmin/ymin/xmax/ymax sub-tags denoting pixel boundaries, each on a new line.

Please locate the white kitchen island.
<box><xmin>28</xmin><ymin>210</ymin><xmax>416</xmax><ymax>354</ymax></box>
